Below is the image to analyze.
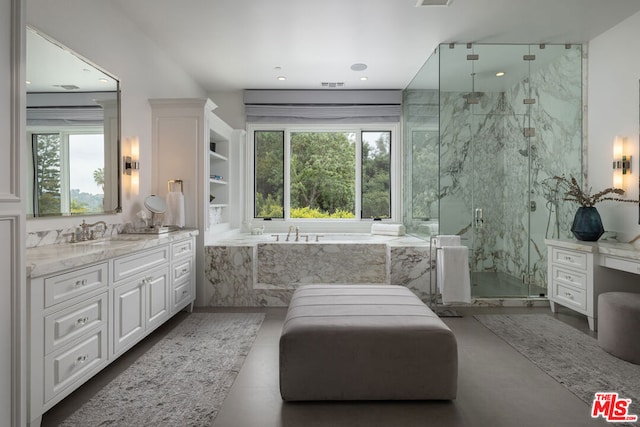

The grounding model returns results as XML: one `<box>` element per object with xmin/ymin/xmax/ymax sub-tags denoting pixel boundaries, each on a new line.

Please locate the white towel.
<box><xmin>165</xmin><ymin>191</ymin><xmax>185</xmax><ymax>227</ymax></box>
<box><xmin>437</xmin><ymin>245</ymin><xmax>471</xmax><ymax>305</ymax></box>
<box><xmin>371</xmin><ymin>223</ymin><xmax>405</xmax><ymax>236</ymax></box>
<box><xmin>435</xmin><ymin>235</ymin><xmax>461</xmax><ymax>248</ymax></box>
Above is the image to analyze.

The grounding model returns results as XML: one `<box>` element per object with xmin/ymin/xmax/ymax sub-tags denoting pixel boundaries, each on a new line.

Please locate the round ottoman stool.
<box><xmin>597</xmin><ymin>292</ymin><xmax>640</xmax><ymax>365</ymax></box>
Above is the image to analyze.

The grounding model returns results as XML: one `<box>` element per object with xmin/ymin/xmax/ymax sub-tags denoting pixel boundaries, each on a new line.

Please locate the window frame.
<box><xmin>247</xmin><ymin>123</ymin><xmax>401</xmax><ymax>232</ymax></box>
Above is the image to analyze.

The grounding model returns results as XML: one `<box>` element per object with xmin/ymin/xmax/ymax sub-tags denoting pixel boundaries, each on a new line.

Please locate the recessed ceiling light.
<box><xmin>98</xmin><ymin>78</ymin><xmax>109</xmax><ymax>83</ymax></box>
<box><xmin>277</xmin><ymin>76</ymin><xmax>286</xmax><ymax>81</ymax></box>
<box><xmin>26</xmin><ymin>80</ymin><xmax>31</xmax><ymax>85</ymax></box>
<box><xmin>350</xmin><ymin>63</ymin><xmax>367</xmax><ymax>72</ymax></box>
<box><xmin>360</xmin><ymin>76</ymin><xmax>368</xmax><ymax>81</ymax></box>
<box><xmin>495</xmin><ymin>71</ymin><xmax>505</xmax><ymax>77</ymax></box>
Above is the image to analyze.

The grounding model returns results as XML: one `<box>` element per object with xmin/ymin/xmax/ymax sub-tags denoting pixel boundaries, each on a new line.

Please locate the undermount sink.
<box><xmin>76</xmin><ymin>239</ymin><xmax>133</xmax><ymax>248</ymax></box>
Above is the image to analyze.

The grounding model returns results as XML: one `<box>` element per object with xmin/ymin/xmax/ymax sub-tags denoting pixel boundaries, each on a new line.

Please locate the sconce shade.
<box><xmin>612</xmin><ymin>136</ymin><xmax>630</xmax><ymax>189</ymax></box>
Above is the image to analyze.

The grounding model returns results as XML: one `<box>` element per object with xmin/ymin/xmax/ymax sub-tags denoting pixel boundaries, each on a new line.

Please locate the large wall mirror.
<box><xmin>26</xmin><ymin>26</ymin><xmax>121</xmax><ymax>218</ymax></box>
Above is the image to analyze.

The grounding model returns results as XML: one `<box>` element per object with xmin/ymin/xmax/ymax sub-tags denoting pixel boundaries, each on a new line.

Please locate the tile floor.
<box><xmin>42</xmin><ymin>305</ymin><xmax>610</xmax><ymax>427</ymax></box>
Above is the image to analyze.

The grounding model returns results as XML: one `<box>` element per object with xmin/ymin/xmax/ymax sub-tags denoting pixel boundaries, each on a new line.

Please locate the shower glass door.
<box><xmin>469</xmin><ymin>44</ymin><xmax>533</xmax><ymax>297</ymax></box>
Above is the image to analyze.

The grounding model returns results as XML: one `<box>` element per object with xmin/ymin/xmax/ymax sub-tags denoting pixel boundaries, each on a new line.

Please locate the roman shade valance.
<box><xmin>26</xmin><ymin>106</ymin><xmax>104</xmax><ymax>126</ymax></box>
<box><xmin>244</xmin><ymin>89</ymin><xmax>402</xmax><ymax>123</ymax></box>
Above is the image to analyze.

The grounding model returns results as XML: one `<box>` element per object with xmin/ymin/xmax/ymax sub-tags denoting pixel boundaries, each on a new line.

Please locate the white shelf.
<box><xmin>209</xmin><ymin>151</ymin><xmax>228</xmax><ymax>161</ymax></box>
<box><xmin>210</xmin><ymin>178</ymin><xmax>227</xmax><ymax>185</ymax></box>
<box><xmin>210</xmin><ymin>203</ymin><xmax>228</xmax><ymax>208</ymax></box>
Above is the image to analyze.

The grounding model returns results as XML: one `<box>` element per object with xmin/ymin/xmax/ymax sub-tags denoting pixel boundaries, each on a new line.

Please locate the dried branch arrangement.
<box><xmin>552</xmin><ymin>175</ymin><xmax>638</xmax><ymax>207</ymax></box>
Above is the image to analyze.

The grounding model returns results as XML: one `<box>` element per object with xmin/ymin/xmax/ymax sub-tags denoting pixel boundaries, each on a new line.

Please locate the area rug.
<box><xmin>59</xmin><ymin>312</ymin><xmax>265</xmax><ymax>427</ymax></box>
<box><xmin>475</xmin><ymin>314</ymin><xmax>640</xmax><ymax>425</ymax></box>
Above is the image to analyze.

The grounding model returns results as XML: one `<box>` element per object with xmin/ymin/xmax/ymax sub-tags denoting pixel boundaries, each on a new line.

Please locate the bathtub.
<box><xmin>204</xmin><ymin>232</ymin><xmax>432</xmax><ymax>306</ymax></box>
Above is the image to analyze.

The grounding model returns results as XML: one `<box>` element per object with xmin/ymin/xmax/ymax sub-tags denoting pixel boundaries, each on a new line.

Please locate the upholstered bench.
<box><xmin>598</xmin><ymin>292</ymin><xmax>640</xmax><ymax>365</ymax></box>
<box><xmin>279</xmin><ymin>284</ymin><xmax>458</xmax><ymax>401</ymax></box>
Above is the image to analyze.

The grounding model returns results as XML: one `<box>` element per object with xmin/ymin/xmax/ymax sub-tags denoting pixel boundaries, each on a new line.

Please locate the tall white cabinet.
<box><xmin>150</xmin><ymin>98</ymin><xmax>242</xmax><ymax>305</ymax></box>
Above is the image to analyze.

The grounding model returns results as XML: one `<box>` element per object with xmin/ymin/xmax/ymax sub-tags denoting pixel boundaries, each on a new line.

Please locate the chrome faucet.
<box><xmin>285</xmin><ymin>225</ymin><xmax>301</xmax><ymax>242</ymax></box>
<box><xmin>286</xmin><ymin>225</ymin><xmax>296</xmax><ymax>242</ymax></box>
<box><xmin>79</xmin><ymin>220</ymin><xmax>107</xmax><ymax>241</ymax></box>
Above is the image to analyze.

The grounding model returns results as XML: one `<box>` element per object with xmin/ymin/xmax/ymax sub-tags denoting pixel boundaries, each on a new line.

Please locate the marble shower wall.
<box><xmin>439</xmin><ymin>45</ymin><xmax>583</xmax><ymax>291</ymax></box>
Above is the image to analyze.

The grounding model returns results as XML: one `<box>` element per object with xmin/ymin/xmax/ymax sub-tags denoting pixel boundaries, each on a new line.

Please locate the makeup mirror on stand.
<box><xmin>144</xmin><ymin>195</ymin><xmax>167</xmax><ymax>229</ymax></box>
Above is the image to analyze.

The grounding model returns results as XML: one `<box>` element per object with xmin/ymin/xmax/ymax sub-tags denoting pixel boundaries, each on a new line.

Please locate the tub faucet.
<box><xmin>286</xmin><ymin>225</ymin><xmax>300</xmax><ymax>242</ymax></box>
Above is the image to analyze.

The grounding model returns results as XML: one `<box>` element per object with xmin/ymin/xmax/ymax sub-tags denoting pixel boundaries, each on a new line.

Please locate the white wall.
<box><xmin>588</xmin><ymin>10</ymin><xmax>640</xmax><ymax>242</ymax></box>
<box><xmin>209</xmin><ymin>90</ymin><xmax>245</xmax><ymax>130</ymax></box>
<box><xmin>26</xmin><ymin>0</ymin><xmax>207</xmax><ymax>231</ymax></box>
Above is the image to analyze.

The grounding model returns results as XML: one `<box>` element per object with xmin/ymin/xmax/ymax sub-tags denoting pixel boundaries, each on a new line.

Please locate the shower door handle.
<box><xmin>474</xmin><ymin>208</ymin><xmax>484</xmax><ymax>228</ymax></box>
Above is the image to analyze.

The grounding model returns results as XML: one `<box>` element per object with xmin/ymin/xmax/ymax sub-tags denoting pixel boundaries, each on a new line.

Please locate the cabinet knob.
<box><xmin>76</xmin><ymin>316</ymin><xmax>89</xmax><ymax>326</ymax></box>
<box><xmin>75</xmin><ymin>279</ymin><xmax>88</xmax><ymax>287</ymax></box>
<box><xmin>565</xmin><ymin>292</ymin><xmax>574</xmax><ymax>300</ymax></box>
<box><xmin>76</xmin><ymin>354</ymin><xmax>89</xmax><ymax>364</ymax></box>
<box><xmin>181</xmin><ymin>268</ymin><xmax>188</xmax><ymax>274</ymax></box>
<box><xmin>182</xmin><ymin>290</ymin><xmax>188</xmax><ymax>296</ymax></box>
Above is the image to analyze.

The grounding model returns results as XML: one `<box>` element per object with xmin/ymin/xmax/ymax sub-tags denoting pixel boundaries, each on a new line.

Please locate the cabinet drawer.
<box><xmin>553</xmin><ymin>282</ymin><xmax>586</xmax><ymax>311</ymax></box>
<box><xmin>172</xmin><ymin>258</ymin><xmax>192</xmax><ymax>282</ymax></box>
<box><xmin>601</xmin><ymin>255</ymin><xmax>640</xmax><ymax>275</ymax></box>
<box><xmin>44</xmin><ymin>324</ymin><xmax>108</xmax><ymax>403</ymax></box>
<box><xmin>113</xmin><ymin>246</ymin><xmax>169</xmax><ymax>282</ymax></box>
<box><xmin>551</xmin><ymin>247</ymin><xmax>587</xmax><ymax>270</ymax></box>
<box><xmin>45</xmin><ymin>293</ymin><xmax>107</xmax><ymax>354</ymax></box>
<box><xmin>172</xmin><ymin>238</ymin><xmax>194</xmax><ymax>259</ymax></box>
<box><xmin>44</xmin><ymin>263</ymin><xmax>108</xmax><ymax>308</ymax></box>
<box><xmin>551</xmin><ymin>265</ymin><xmax>587</xmax><ymax>290</ymax></box>
<box><xmin>173</xmin><ymin>280</ymin><xmax>193</xmax><ymax>309</ymax></box>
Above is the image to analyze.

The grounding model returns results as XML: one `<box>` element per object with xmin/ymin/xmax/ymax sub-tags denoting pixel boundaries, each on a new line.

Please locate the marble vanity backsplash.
<box><xmin>26</xmin><ymin>223</ymin><xmax>124</xmax><ymax>249</ymax></box>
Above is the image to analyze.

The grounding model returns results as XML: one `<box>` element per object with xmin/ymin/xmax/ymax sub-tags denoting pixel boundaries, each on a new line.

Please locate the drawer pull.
<box><xmin>76</xmin><ymin>316</ymin><xmax>89</xmax><ymax>326</ymax></box>
<box><xmin>181</xmin><ymin>268</ymin><xmax>188</xmax><ymax>274</ymax></box>
<box><xmin>75</xmin><ymin>279</ymin><xmax>88</xmax><ymax>287</ymax></box>
<box><xmin>181</xmin><ymin>247</ymin><xmax>187</xmax><ymax>253</ymax></box>
<box><xmin>564</xmin><ymin>256</ymin><xmax>573</xmax><ymax>262</ymax></box>
<box><xmin>565</xmin><ymin>292</ymin><xmax>574</xmax><ymax>300</ymax></box>
<box><xmin>76</xmin><ymin>354</ymin><xmax>89</xmax><ymax>364</ymax></box>
<box><xmin>564</xmin><ymin>274</ymin><xmax>573</xmax><ymax>282</ymax></box>
<box><xmin>182</xmin><ymin>289</ymin><xmax>188</xmax><ymax>296</ymax></box>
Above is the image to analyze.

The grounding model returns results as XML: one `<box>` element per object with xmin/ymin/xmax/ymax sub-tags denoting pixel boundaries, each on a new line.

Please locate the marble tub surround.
<box><xmin>27</xmin><ymin>229</ymin><xmax>199</xmax><ymax>277</ymax></box>
<box><xmin>204</xmin><ymin>234</ymin><xmax>432</xmax><ymax>307</ymax></box>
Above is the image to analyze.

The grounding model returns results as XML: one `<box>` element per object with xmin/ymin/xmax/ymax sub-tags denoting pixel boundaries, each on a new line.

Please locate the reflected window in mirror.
<box><xmin>29</xmin><ymin>129</ymin><xmax>105</xmax><ymax>216</ymax></box>
<box><xmin>26</xmin><ymin>26</ymin><xmax>121</xmax><ymax>217</ymax></box>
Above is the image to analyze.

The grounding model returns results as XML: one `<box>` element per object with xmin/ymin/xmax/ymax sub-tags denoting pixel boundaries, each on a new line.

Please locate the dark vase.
<box><xmin>571</xmin><ymin>206</ymin><xmax>604</xmax><ymax>241</ymax></box>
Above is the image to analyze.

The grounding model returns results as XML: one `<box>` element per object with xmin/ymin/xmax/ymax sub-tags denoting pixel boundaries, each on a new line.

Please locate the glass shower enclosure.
<box><xmin>404</xmin><ymin>43</ymin><xmax>583</xmax><ymax>299</ymax></box>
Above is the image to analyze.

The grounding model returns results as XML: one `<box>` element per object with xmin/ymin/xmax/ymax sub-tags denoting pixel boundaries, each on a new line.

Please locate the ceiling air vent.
<box><xmin>54</xmin><ymin>84</ymin><xmax>80</xmax><ymax>91</ymax></box>
<box><xmin>321</xmin><ymin>82</ymin><xmax>345</xmax><ymax>88</ymax></box>
<box><xmin>416</xmin><ymin>0</ymin><xmax>452</xmax><ymax>6</ymax></box>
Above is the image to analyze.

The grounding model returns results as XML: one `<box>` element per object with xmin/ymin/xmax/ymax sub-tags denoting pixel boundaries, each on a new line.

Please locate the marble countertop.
<box><xmin>545</xmin><ymin>238</ymin><xmax>640</xmax><ymax>260</ymax></box>
<box><xmin>27</xmin><ymin>229</ymin><xmax>199</xmax><ymax>278</ymax></box>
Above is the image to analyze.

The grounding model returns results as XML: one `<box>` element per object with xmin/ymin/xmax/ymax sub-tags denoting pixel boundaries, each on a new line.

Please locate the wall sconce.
<box><xmin>123</xmin><ymin>136</ymin><xmax>140</xmax><ymax>175</ymax></box>
<box><xmin>123</xmin><ymin>136</ymin><xmax>140</xmax><ymax>195</ymax></box>
<box><xmin>612</xmin><ymin>136</ymin><xmax>631</xmax><ymax>189</ymax></box>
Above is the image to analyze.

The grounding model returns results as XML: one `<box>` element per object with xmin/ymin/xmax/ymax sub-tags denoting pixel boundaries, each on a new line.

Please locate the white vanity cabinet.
<box><xmin>111</xmin><ymin>245</ymin><xmax>171</xmax><ymax>357</ymax></box>
<box><xmin>546</xmin><ymin>239</ymin><xmax>640</xmax><ymax>331</ymax></box>
<box><xmin>27</xmin><ymin>231</ymin><xmax>198</xmax><ymax>426</ymax></box>
<box><xmin>28</xmin><ymin>262</ymin><xmax>110</xmax><ymax>426</ymax></box>
<box><xmin>171</xmin><ymin>237</ymin><xmax>195</xmax><ymax>313</ymax></box>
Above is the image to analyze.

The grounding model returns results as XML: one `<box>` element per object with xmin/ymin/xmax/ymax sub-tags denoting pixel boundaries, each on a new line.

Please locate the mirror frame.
<box><xmin>26</xmin><ymin>26</ymin><xmax>122</xmax><ymax>218</ymax></box>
